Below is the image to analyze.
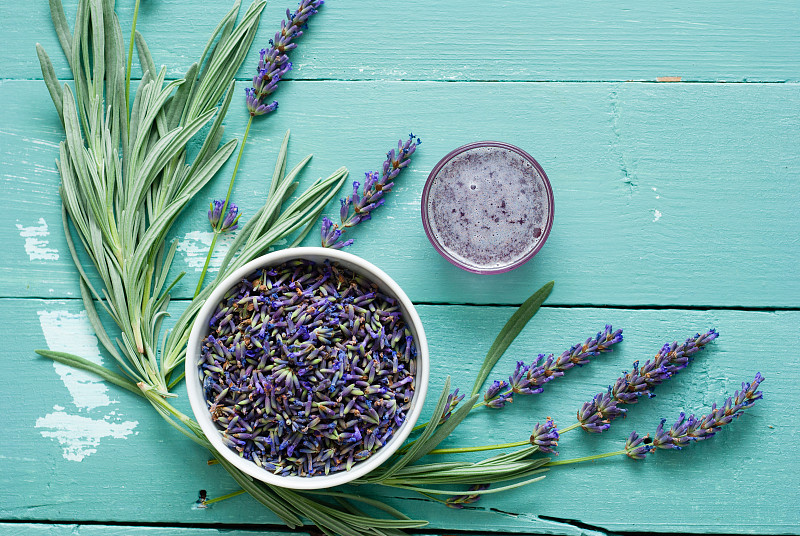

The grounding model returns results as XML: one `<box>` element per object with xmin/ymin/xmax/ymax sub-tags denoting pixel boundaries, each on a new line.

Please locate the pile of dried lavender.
<box><xmin>199</xmin><ymin>259</ymin><xmax>417</xmax><ymax>477</ymax></box>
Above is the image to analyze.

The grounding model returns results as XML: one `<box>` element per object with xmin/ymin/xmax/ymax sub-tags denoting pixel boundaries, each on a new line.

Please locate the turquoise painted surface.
<box><xmin>2</xmin><ymin>299</ymin><xmax>796</xmax><ymax>533</ymax></box>
<box><xmin>1</xmin><ymin>0</ymin><xmax>798</xmax><ymax>535</ymax></box>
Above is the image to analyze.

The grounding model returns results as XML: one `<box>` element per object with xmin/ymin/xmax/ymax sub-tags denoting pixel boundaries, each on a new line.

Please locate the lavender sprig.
<box><xmin>246</xmin><ymin>0</ymin><xmax>324</xmax><ymax>117</ymax></box>
<box><xmin>653</xmin><ymin>372</ymin><xmax>764</xmax><ymax>449</ymax></box>
<box><xmin>577</xmin><ymin>329</ymin><xmax>718</xmax><ymax>433</ymax></box>
<box><xmin>321</xmin><ymin>134</ymin><xmax>420</xmax><ymax>248</ymax></box>
<box><xmin>484</xmin><ymin>325</ymin><xmax>623</xmax><ymax>408</ymax></box>
<box><xmin>196</xmin><ymin>1</ymin><xmax>325</xmax><ymax>299</ymax></box>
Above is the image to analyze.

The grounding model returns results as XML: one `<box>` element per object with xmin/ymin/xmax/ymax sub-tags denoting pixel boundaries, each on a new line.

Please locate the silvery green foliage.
<box><xmin>36</xmin><ymin>0</ymin><xmax>268</xmax><ymax>394</ymax></box>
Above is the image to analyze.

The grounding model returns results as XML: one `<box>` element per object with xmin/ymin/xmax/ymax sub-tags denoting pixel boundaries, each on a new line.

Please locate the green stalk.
<box><xmin>125</xmin><ymin>0</ymin><xmax>142</xmax><ymax>119</ymax></box>
<box><xmin>426</xmin><ymin>420</ymin><xmax>582</xmax><ymax>455</ymax></box>
<box><xmin>544</xmin><ymin>450</ymin><xmax>626</xmax><ymax>466</ymax></box>
<box><xmin>428</xmin><ymin>440</ymin><xmax>530</xmax><ymax>455</ymax></box>
<box><xmin>205</xmin><ymin>489</ymin><xmax>247</xmax><ymax>505</ymax></box>
<box><xmin>193</xmin><ymin>115</ymin><xmax>254</xmax><ymax>297</ymax></box>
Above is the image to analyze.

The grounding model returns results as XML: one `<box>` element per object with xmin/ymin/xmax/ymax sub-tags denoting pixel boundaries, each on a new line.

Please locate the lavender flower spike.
<box><xmin>653</xmin><ymin>372</ymin><xmax>764</xmax><ymax>450</ymax></box>
<box><xmin>530</xmin><ymin>417</ymin><xmax>559</xmax><ymax>454</ymax></box>
<box><xmin>246</xmin><ymin>1</ymin><xmax>324</xmax><ymax>117</ymax></box>
<box><xmin>484</xmin><ymin>325</ymin><xmax>623</xmax><ymax>409</ymax></box>
<box><xmin>578</xmin><ymin>329</ymin><xmax>719</xmax><ymax>432</ymax></box>
<box><xmin>577</xmin><ymin>389</ymin><xmax>625</xmax><ymax>433</ymax></box>
<box><xmin>321</xmin><ymin>134</ymin><xmax>420</xmax><ymax>248</ymax></box>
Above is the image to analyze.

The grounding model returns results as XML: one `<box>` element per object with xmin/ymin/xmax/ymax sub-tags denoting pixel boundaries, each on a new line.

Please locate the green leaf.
<box><xmin>382</xmin><ymin>473</ymin><xmax>547</xmax><ymax>497</ymax></box>
<box><xmin>375</xmin><ymin>377</ymin><xmax>452</xmax><ymax>482</ymax></box>
<box><xmin>35</xmin><ymin>350</ymin><xmax>141</xmax><ymax>396</ymax></box>
<box><xmin>471</xmin><ymin>280</ymin><xmax>554</xmax><ymax>396</ymax></box>
<box><xmin>404</xmin><ymin>394</ymin><xmax>479</xmax><ymax>465</ymax></box>
<box><xmin>48</xmin><ymin>0</ymin><xmax>73</xmax><ymax>68</ymax></box>
<box><xmin>35</xmin><ymin>44</ymin><xmax>64</xmax><ymax>124</ymax></box>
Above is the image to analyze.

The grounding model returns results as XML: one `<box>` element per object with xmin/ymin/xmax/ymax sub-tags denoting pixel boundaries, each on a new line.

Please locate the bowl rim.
<box><xmin>185</xmin><ymin>247</ymin><xmax>429</xmax><ymax>490</ymax></box>
<box><xmin>420</xmin><ymin>140</ymin><xmax>555</xmax><ymax>274</ymax></box>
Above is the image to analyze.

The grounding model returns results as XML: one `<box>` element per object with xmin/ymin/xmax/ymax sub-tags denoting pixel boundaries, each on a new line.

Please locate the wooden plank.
<box><xmin>6</xmin><ymin>0</ymin><xmax>800</xmax><ymax>82</ymax></box>
<box><xmin>2</xmin><ymin>80</ymin><xmax>799</xmax><ymax>306</ymax></box>
<box><xmin>3</xmin><ymin>297</ymin><xmax>796</xmax><ymax>533</ymax></box>
<box><xmin>0</xmin><ymin>524</ymin><xmax>311</xmax><ymax>536</ymax></box>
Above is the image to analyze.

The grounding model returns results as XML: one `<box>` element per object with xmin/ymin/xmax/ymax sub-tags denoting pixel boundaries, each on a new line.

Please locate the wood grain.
<box><xmin>2</xmin><ymin>80</ymin><xmax>798</xmax><ymax>306</ymax></box>
<box><xmin>6</xmin><ymin>0</ymin><xmax>800</xmax><ymax>82</ymax></box>
<box><xmin>3</xmin><ymin>298</ymin><xmax>796</xmax><ymax>533</ymax></box>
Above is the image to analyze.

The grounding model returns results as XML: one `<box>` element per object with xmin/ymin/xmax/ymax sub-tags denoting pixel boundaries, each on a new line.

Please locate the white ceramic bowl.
<box><xmin>185</xmin><ymin>247</ymin><xmax>429</xmax><ymax>489</ymax></box>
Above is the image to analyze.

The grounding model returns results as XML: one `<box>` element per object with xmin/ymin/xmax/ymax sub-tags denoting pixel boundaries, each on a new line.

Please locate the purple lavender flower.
<box><xmin>321</xmin><ymin>135</ymin><xmax>420</xmax><ymax>248</ymax></box>
<box><xmin>654</xmin><ymin>373</ymin><xmax>764</xmax><ymax>449</ymax></box>
<box><xmin>320</xmin><ymin>217</ymin><xmax>353</xmax><ymax>250</ymax></box>
<box><xmin>530</xmin><ymin>417</ymin><xmax>559</xmax><ymax>454</ymax></box>
<box><xmin>208</xmin><ymin>200</ymin><xmax>225</xmax><ymax>228</ymax></box>
<box><xmin>484</xmin><ymin>379</ymin><xmax>512</xmax><ymax>407</ymax></box>
<box><xmin>578</xmin><ymin>329</ymin><xmax>718</xmax><ymax>432</ymax></box>
<box><xmin>208</xmin><ymin>200</ymin><xmax>241</xmax><ymax>232</ymax></box>
<box><xmin>220</xmin><ymin>203</ymin><xmax>241</xmax><ymax>232</ymax></box>
<box><xmin>445</xmin><ymin>484</ymin><xmax>490</xmax><ymax>509</ymax></box>
<box><xmin>484</xmin><ymin>325</ymin><xmax>623</xmax><ymax>409</ymax></box>
<box><xmin>577</xmin><ymin>389</ymin><xmax>625</xmax><ymax>433</ymax></box>
<box><xmin>246</xmin><ymin>1</ymin><xmax>324</xmax><ymax>117</ymax></box>
<box><xmin>624</xmin><ymin>431</ymin><xmax>654</xmax><ymax>460</ymax></box>
<box><xmin>576</xmin><ymin>396</ymin><xmax>612</xmax><ymax>433</ymax></box>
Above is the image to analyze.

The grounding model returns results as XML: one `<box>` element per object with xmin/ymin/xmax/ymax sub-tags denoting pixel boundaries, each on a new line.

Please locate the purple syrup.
<box><xmin>424</xmin><ymin>145</ymin><xmax>552</xmax><ymax>272</ymax></box>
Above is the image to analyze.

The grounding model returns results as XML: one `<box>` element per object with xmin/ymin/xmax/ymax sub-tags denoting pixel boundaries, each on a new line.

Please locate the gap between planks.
<box><xmin>3</xmin><ymin>295</ymin><xmax>797</xmax><ymax>313</ymax></box>
<box><xmin>2</xmin><ymin>77</ymin><xmax>797</xmax><ymax>84</ymax></box>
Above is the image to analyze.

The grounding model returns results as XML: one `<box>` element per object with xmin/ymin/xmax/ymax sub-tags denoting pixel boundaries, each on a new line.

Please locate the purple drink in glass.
<box><xmin>421</xmin><ymin>141</ymin><xmax>554</xmax><ymax>274</ymax></box>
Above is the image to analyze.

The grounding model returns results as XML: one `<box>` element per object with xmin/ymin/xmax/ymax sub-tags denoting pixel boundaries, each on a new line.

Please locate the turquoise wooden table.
<box><xmin>2</xmin><ymin>1</ymin><xmax>799</xmax><ymax>535</ymax></box>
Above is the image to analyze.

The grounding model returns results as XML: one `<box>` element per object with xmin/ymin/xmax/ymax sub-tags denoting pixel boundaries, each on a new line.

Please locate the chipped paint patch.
<box><xmin>653</xmin><ymin>209</ymin><xmax>662</xmax><ymax>222</ymax></box>
<box><xmin>176</xmin><ymin>230</ymin><xmax>236</xmax><ymax>272</ymax></box>
<box><xmin>37</xmin><ymin>310</ymin><xmax>111</xmax><ymax>410</ymax></box>
<box><xmin>37</xmin><ymin>310</ymin><xmax>139</xmax><ymax>461</ymax></box>
<box><xmin>35</xmin><ymin>411</ymin><xmax>138</xmax><ymax>462</ymax></box>
<box><xmin>16</xmin><ymin>218</ymin><xmax>59</xmax><ymax>261</ymax></box>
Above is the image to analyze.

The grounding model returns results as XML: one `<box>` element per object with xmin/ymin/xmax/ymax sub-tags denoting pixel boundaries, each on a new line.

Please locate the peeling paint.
<box><xmin>37</xmin><ymin>310</ymin><xmax>111</xmax><ymax>410</ymax></box>
<box><xmin>176</xmin><ymin>230</ymin><xmax>236</xmax><ymax>272</ymax></box>
<box><xmin>36</xmin><ymin>310</ymin><xmax>138</xmax><ymax>461</ymax></box>
<box><xmin>653</xmin><ymin>209</ymin><xmax>662</xmax><ymax>222</ymax></box>
<box><xmin>16</xmin><ymin>218</ymin><xmax>59</xmax><ymax>261</ymax></box>
<box><xmin>35</xmin><ymin>411</ymin><xmax>138</xmax><ymax>462</ymax></box>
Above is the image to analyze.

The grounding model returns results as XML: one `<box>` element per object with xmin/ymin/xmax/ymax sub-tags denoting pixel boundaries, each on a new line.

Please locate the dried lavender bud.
<box><xmin>198</xmin><ymin>259</ymin><xmax>417</xmax><ymax>477</ymax></box>
<box><xmin>578</xmin><ymin>329</ymin><xmax>718</xmax><ymax>432</ymax></box>
<box><xmin>529</xmin><ymin>417</ymin><xmax>559</xmax><ymax>454</ymax></box>
<box><xmin>485</xmin><ymin>325</ymin><xmax>623</xmax><ymax>409</ymax></box>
